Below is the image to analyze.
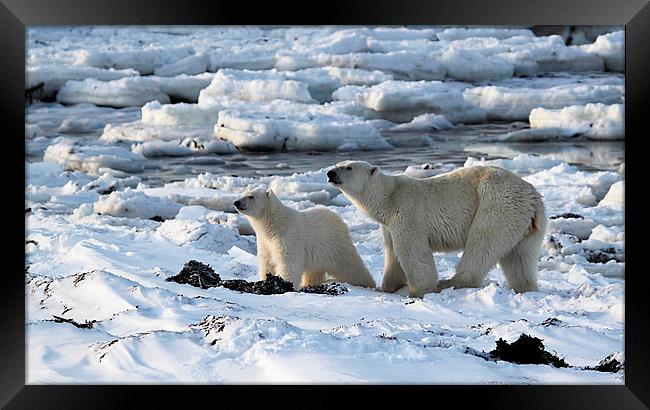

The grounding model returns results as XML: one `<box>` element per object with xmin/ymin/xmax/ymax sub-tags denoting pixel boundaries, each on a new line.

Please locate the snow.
<box><xmin>57</xmin><ymin>77</ymin><xmax>170</xmax><ymax>108</ymax></box>
<box><xmin>214</xmin><ymin>110</ymin><xmax>391</xmax><ymax>151</ymax></box>
<box><xmin>404</xmin><ymin>162</ymin><xmax>457</xmax><ymax>178</ymax></box>
<box><xmin>141</xmin><ymin>101</ymin><xmax>217</xmax><ymax>127</ymax></box>
<box><xmin>441</xmin><ymin>48</ymin><xmax>514</xmax><ymax>81</ymax></box>
<box><xmin>27</xmin><ymin>65</ymin><xmax>139</xmax><ymax>98</ymax></box>
<box><xmin>150</xmin><ymin>73</ymin><xmax>215</xmax><ymax>102</ymax></box>
<box><xmin>276</xmin><ymin>51</ymin><xmax>447</xmax><ymax>81</ymax></box>
<box><xmin>153</xmin><ymin>52</ymin><xmax>210</xmax><ymax>77</ymax></box>
<box><xmin>43</xmin><ymin>138</ymin><xmax>147</xmax><ymax>174</ymax></box>
<box><xmin>390</xmin><ymin>113</ymin><xmax>454</xmax><ymax>132</ymax></box>
<box><xmin>436</xmin><ymin>28</ymin><xmax>534</xmax><ymax>41</ymax></box>
<box><xmin>94</xmin><ymin>188</ymin><xmax>182</xmax><ymax>219</ymax></box>
<box><xmin>530</xmin><ymin>104</ymin><xmax>623</xmax><ymax>140</ymax></box>
<box><xmin>581</xmin><ymin>31</ymin><xmax>624</xmax><ymax>72</ymax></box>
<box><xmin>599</xmin><ymin>181</ymin><xmax>624</xmax><ymax>208</ymax></box>
<box><xmin>26</xmin><ymin>151</ymin><xmax>625</xmax><ymax>383</ymax></box>
<box><xmin>333</xmin><ymin>80</ymin><xmax>486</xmax><ymax>123</ymax></box>
<box><xmin>75</xmin><ymin>45</ymin><xmax>196</xmax><ymax>75</ymax></box>
<box><xmin>101</xmin><ymin>121</ymin><xmax>214</xmax><ymax>143</ymax></box>
<box><xmin>131</xmin><ymin>137</ymin><xmax>236</xmax><ymax>157</ymax></box>
<box><xmin>200</xmin><ymin>69</ymin><xmax>316</xmax><ymax>104</ymax></box>
<box><xmin>27</xmin><ymin>26</ymin><xmax>626</xmax><ymax>152</ymax></box>
<box><xmin>463</xmin><ymin>82</ymin><xmax>624</xmax><ymax>121</ymax></box>
<box><xmin>320</xmin><ymin>66</ymin><xmax>393</xmax><ymax>86</ymax></box>
<box><xmin>498</xmin><ymin>103</ymin><xmax>624</xmax><ymax>141</ymax></box>
<box><xmin>56</xmin><ymin>74</ymin><xmax>214</xmax><ymax>107</ymax></box>
<box><xmin>464</xmin><ymin>154</ymin><xmax>563</xmax><ymax>174</ymax></box>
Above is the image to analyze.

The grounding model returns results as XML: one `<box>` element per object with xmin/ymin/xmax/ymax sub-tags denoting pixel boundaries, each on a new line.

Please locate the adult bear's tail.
<box><xmin>529</xmin><ymin>195</ymin><xmax>547</xmax><ymax>235</ymax></box>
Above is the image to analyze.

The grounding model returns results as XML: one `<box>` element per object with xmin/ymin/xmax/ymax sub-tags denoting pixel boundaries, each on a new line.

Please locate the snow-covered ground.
<box><xmin>26</xmin><ymin>26</ymin><xmax>624</xmax><ymax>384</ymax></box>
<box><xmin>25</xmin><ymin>155</ymin><xmax>625</xmax><ymax>383</ymax></box>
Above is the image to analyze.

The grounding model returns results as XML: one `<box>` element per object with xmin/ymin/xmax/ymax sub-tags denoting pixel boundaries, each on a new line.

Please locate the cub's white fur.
<box><xmin>234</xmin><ymin>188</ymin><xmax>375</xmax><ymax>290</ymax></box>
<box><xmin>327</xmin><ymin>161</ymin><xmax>546</xmax><ymax>297</ymax></box>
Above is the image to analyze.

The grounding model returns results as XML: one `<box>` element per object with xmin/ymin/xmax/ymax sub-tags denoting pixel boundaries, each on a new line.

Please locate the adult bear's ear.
<box><xmin>370</xmin><ymin>167</ymin><xmax>378</xmax><ymax>176</ymax></box>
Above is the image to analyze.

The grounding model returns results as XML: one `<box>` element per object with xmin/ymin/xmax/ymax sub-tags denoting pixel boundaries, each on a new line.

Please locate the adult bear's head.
<box><xmin>233</xmin><ymin>187</ymin><xmax>277</xmax><ymax>219</ymax></box>
<box><xmin>327</xmin><ymin>160</ymin><xmax>380</xmax><ymax>195</ymax></box>
<box><xmin>327</xmin><ymin>160</ymin><xmax>397</xmax><ymax>224</ymax></box>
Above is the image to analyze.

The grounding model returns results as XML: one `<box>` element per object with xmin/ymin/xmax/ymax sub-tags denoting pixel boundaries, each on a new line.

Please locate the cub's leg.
<box><xmin>391</xmin><ymin>228</ymin><xmax>438</xmax><ymax>298</ymax></box>
<box><xmin>380</xmin><ymin>224</ymin><xmax>407</xmax><ymax>293</ymax></box>
<box><xmin>273</xmin><ymin>246</ymin><xmax>305</xmax><ymax>290</ymax></box>
<box><xmin>257</xmin><ymin>241</ymin><xmax>275</xmax><ymax>280</ymax></box>
<box><xmin>301</xmin><ymin>271</ymin><xmax>326</xmax><ymax>287</ymax></box>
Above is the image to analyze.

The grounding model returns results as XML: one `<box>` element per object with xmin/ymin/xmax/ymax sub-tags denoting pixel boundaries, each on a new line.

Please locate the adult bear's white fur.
<box><xmin>327</xmin><ymin>161</ymin><xmax>546</xmax><ymax>297</ymax></box>
<box><xmin>234</xmin><ymin>188</ymin><xmax>375</xmax><ymax>290</ymax></box>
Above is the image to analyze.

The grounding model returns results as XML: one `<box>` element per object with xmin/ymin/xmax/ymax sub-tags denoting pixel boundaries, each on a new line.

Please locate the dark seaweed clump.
<box><xmin>166</xmin><ymin>260</ymin><xmax>346</xmax><ymax>296</ymax></box>
<box><xmin>586</xmin><ymin>353</ymin><xmax>624</xmax><ymax>373</ymax></box>
<box><xmin>26</xmin><ymin>81</ymin><xmax>45</xmax><ymax>105</ymax></box>
<box><xmin>220</xmin><ymin>274</ymin><xmax>294</xmax><ymax>295</ymax></box>
<box><xmin>549</xmin><ymin>212</ymin><xmax>584</xmax><ymax>220</ymax></box>
<box><xmin>165</xmin><ymin>260</ymin><xmax>222</xmax><ymax>289</ymax></box>
<box><xmin>300</xmin><ymin>282</ymin><xmax>348</xmax><ymax>295</ymax></box>
<box><xmin>51</xmin><ymin>315</ymin><xmax>96</xmax><ymax>329</ymax></box>
<box><xmin>490</xmin><ymin>334</ymin><xmax>569</xmax><ymax>368</ymax></box>
<box><xmin>583</xmin><ymin>248</ymin><xmax>621</xmax><ymax>264</ymax></box>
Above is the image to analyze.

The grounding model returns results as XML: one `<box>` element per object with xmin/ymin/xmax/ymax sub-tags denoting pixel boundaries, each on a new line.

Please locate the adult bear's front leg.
<box><xmin>391</xmin><ymin>228</ymin><xmax>438</xmax><ymax>298</ymax></box>
<box><xmin>380</xmin><ymin>224</ymin><xmax>407</xmax><ymax>293</ymax></box>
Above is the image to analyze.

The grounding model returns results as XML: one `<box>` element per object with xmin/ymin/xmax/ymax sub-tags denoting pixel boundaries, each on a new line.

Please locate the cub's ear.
<box><xmin>370</xmin><ymin>167</ymin><xmax>378</xmax><ymax>176</ymax></box>
<box><xmin>265</xmin><ymin>188</ymin><xmax>273</xmax><ymax>197</ymax></box>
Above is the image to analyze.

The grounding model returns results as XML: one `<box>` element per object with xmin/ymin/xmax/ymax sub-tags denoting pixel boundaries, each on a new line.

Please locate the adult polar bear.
<box><xmin>234</xmin><ymin>188</ymin><xmax>375</xmax><ymax>290</ymax></box>
<box><xmin>327</xmin><ymin>161</ymin><xmax>546</xmax><ymax>298</ymax></box>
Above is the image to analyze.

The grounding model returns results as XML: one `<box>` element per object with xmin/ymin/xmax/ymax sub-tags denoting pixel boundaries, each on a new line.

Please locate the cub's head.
<box><xmin>234</xmin><ymin>188</ymin><xmax>274</xmax><ymax>218</ymax></box>
<box><xmin>327</xmin><ymin>160</ymin><xmax>380</xmax><ymax>195</ymax></box>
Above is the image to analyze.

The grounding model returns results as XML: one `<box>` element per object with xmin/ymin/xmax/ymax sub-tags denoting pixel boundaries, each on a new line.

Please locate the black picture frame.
<box><xmin>4</xmin><ymin>0</ymin><xmax>649</xmax><ymax>408</ymax></box>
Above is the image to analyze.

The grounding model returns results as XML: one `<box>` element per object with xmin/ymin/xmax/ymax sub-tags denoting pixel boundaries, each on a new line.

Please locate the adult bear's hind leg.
<box><xmin>440</xmin><ymin>198</ymin><xmax>529</xmax><ymax>291</ymax></box>
<box><xmin>499</xmin><ymin>228</ymin><xmax>543</xmax><ymax>293</ymax></box>
<box><xmin>381</xmin><ymin>225</ymin><xmax>407</xmax><ymax>293</ymax></box>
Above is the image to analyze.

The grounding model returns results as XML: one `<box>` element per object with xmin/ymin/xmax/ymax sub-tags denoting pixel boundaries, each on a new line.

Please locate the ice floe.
<box><xmin>333</xmin><ymin>80</ymin><xmax>486</xmax><ymax>123</ymax></box>
<box><xmin>581</xmin><ymin>31</ymin><xmax>624</xmax><ymax>72</ymax></box>
<box><xmin>214</xmin><ymin>110</ymin><xmax>391</xmax><ymax>151</ymax></box>
<box><xmin>463</xmin><ymin>82</ymin><xmax>624</xmax><ymax>121</ymax></box>
<box><xmin>43</xmin><ymin>138</ymin><xmax>147</xmax><ymax>174</ymax></box>
<box><xmin>27</xmin><ymin>65</ymin><xmax>139</xmax><ymax>99</ymax></box>
<box><xmin>57</xmin><ymin>77</ymin><xmax>170</xmax><ymax>108</ymax></box>
<box><xmin>131</xmin><ymin>137</ymin><xmax>236</xmax><ymax>157</ymax></box>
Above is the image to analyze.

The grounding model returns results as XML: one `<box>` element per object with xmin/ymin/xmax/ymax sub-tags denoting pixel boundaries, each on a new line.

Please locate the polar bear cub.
<box><xmin>233</xmin><ymin>188</ymin><xmax>376</xmax><ymax>290</ymax></box>
<box><xmin>327</xmin><ymin>161</ymin><xmax>546</xmax><ymax>298</ymax></box>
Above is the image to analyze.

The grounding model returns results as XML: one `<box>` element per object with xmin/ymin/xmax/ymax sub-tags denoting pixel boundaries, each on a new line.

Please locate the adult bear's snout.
<box><xmin>234</xmin><ymin>200</ymin><xmax>241</xmax><ymax>208</ymax></box>
<box><xmin>327</xmin><ymin>169</ymin><xmax>341</xmax><ymax>184</ymax></box>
